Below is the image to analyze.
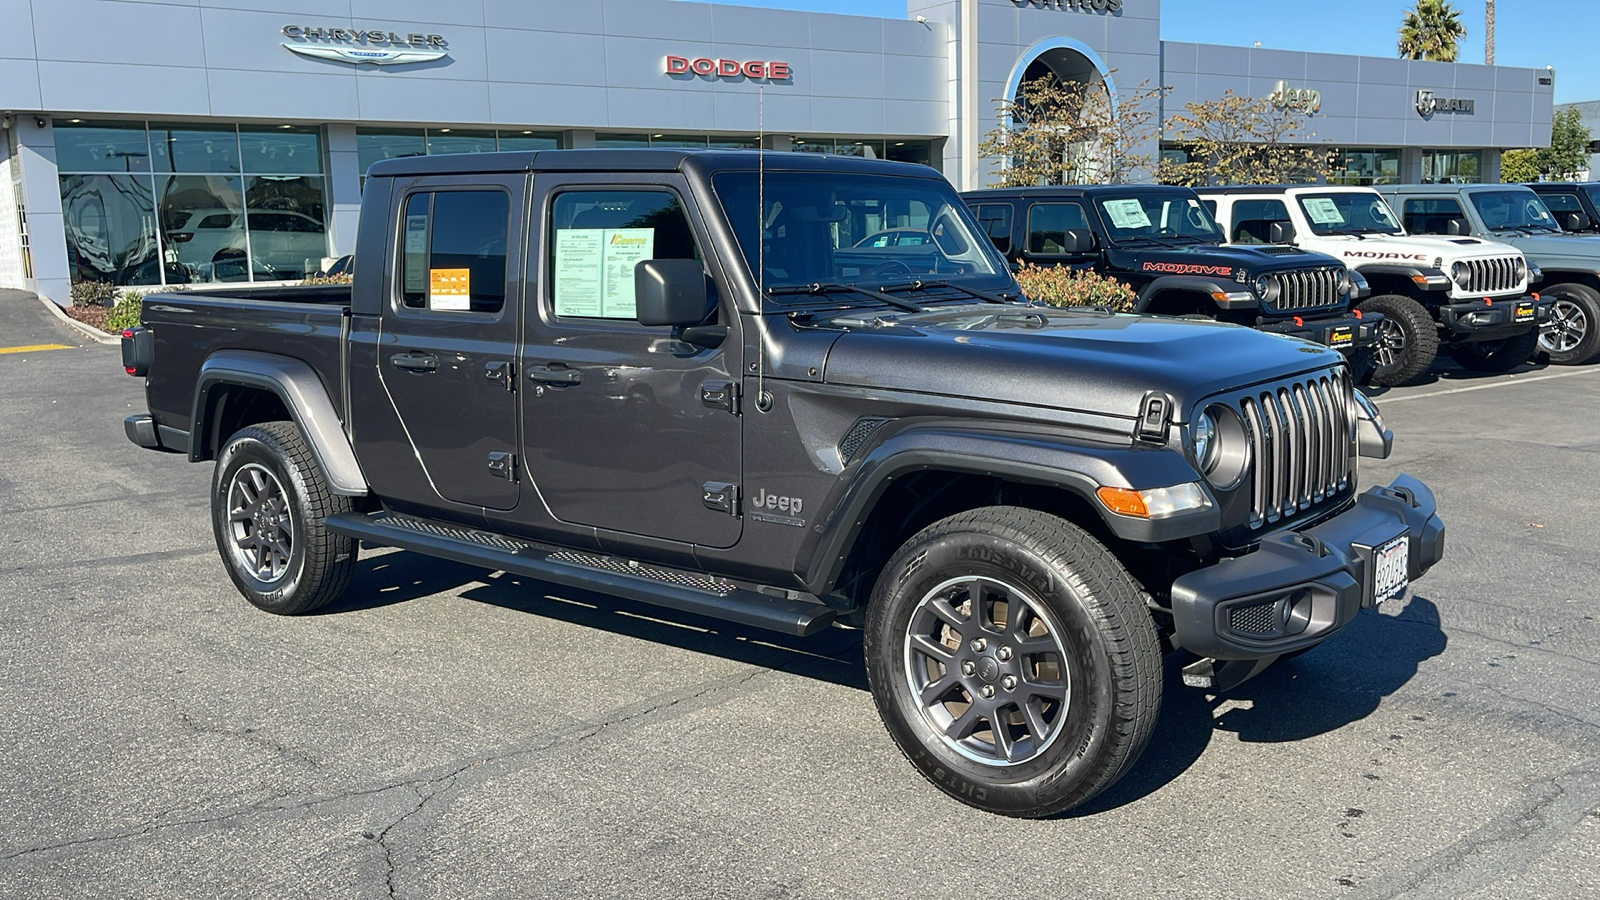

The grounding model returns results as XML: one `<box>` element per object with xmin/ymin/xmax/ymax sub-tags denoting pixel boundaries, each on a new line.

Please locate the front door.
<box><xmin>377</xmin><ymin>176</ymin><xmax>523</xmax><ymax>511</ymax></box>
<box><xmin>519</xmin><ymin>174</ymin><xmax>743</xmax><ymax>548</ymax></box>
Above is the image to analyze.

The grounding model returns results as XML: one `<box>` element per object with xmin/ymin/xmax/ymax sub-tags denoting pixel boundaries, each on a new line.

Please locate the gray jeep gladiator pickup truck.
<box><xmin>121</xmin><ymin>150</ymin><xmax>1444</xmax><ymax>817</ymax></box>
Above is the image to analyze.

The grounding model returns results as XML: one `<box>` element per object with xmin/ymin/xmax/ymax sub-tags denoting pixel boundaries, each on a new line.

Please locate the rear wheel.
<box><xmin>1447</xmin><ymin>329</ymin><xmax>1539</xmax><ymax>373</ymax></box>
<box><xmin>863</xmin><ymin>507</ymin><xmax>1162</xmax><ymax>817</ymax></box>
<box><xmin>211</xmin><ymin>421</ymin><xmax>356</xmax><ymax>615</ymax></box>
<box><xmin>1538</xmin><ymin>283</ymin><xmax>1600</xmax><ymax>365</ymax></box>
<box><xmin>1359</xmin><ymin>294</ymin><xmax>1439</xmax><ymax>386</ymax></box>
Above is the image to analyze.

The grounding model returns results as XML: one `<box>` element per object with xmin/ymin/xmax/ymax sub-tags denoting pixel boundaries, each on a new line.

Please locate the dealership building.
<box><xmin>0</xmin><ymin>0</ymin><xmax>1557</xmax><ymax>304</ymax></box>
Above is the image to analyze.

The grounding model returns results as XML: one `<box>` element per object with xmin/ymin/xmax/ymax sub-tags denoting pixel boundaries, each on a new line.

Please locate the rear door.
<box><xmin>518</xmin><ymin>173</ymin><xmax>743</xmax><ymax>548</ymax></box>
<box><xmin>377</xmin><ymin>175</ymin><xmax>524</xmax><ymax>511</ymax></box>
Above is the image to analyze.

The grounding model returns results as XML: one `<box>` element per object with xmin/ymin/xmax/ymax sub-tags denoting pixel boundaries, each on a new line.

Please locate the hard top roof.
<box><xmin>959</xmin><ymin>184</ymin><xmax>1197</xmax><ymax>200</ymax></box>
<box><xmin>1525</xmin><ymin>181</ymin><xmax>1598</xmax><ymax>190</ymax></box>
<box><xmin>365</xmin><ymin>148</ymin><xmax>942</xmax><ymax>180</ymax></box>
<box><xmin>1373</xmin><ymin>183</ymin><xmax>1539</xmax><ymax>194</ymax></box>
<box><xmin>1191</xmin><ymin>185</ymin><xmax>1381</xmax><ymax>195</ymax></box>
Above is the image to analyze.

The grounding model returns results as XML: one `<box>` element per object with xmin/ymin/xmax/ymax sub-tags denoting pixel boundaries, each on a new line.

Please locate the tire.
<box><xmin>211</xmin><ymin>421</ymin><xmax>356</xmax><ymax>615</ymax></box>
<box><xmin>863</xmin><ymin>507</ymin><xmax>1162</xmax><ymax>818</ymax></box>
<box><xmin>1538</xmin><ymin>283</ymin><xmax>1600</xmax><ymax>366</ymax></box>
<box><xmin>1447</xmin><ymin>329</ymin><xmax>1539</xmax><ymax>373</ymax></box>
<box><xmin>1358</xmin><ymin>294</ymin><xmax>1439</xmax><ymax>387</ymax></box>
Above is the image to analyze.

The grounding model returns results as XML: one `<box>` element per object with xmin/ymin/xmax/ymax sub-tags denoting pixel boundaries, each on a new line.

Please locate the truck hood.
<box><xmin>821</xmin><ymin>306</ymin><xmax>1343</xmax><ymax>420</ymax></box>
<box><xmin>1104</xmin><ymin>242</ymin><xmax>1336</xmax><ymax>278</ymax></box>
<box><xmin>1309</xmin><ymin>233</ymin><xmax>1524</xmax><ymax>266</ymax></box>
<box><xmin>1484</xmin><ymin>231</ymin><xmax>1600</xmax><ymax>269</ymax></box>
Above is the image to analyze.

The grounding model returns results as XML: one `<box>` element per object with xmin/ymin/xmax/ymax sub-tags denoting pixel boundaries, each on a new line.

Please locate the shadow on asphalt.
<box><xmin>1363</xmin><ymin>357</ymin><xmax>1552</xmax><ymax>396</ymax></box>
<box><xmin>1074</xmin><ymin>595</ymin><xmax>1446</xmax><ymax>815</ymax></box>
<box><xmin>322</xmin><ymin>548</ymin><xmax>1446</xmax><ymax>812</ymax></box>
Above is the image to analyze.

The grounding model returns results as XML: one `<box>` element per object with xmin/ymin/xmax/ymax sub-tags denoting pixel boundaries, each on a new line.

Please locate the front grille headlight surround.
<box><xmin>1451</xmin><ymin>260</ymin><xmax>1471</xmax><ymax>288</ymax></box>
<box><xmin>1253</xmin><ymin>274</ymin><xmax>1280</xmax><ymax>302</ymax></box>
<box><xmin>1194</xmin><ymin>404</ymin><xmax>1251</xmax><ymax>490</ymax></box>
<box><xmin>1513</xmin><ymin>257</ymin><xmax>1528</xmax><ymax>283</ymax></box>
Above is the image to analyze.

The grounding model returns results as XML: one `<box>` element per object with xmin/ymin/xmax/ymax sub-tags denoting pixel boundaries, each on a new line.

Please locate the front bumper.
<box><xmin>1259</xmin><ymin>310</ymin><xmax>1383</xmax><ymax>353</ymax></box>
<box><xmin>1440</xmin><ymin>295</ymin><xmax>1551</xmax><ymax>342</ymax></box>
<box><xmin>1169</xmin><ymin>474</ymin><xmax>1444</xmax><ymax>660</ymax></box>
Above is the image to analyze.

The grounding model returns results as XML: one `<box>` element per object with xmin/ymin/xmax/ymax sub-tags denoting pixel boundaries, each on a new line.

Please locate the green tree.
<box><xmin>1499</xmin><ymin>110</ymin><xmax>1594</xmax><ymax>182</ymax></box>
<box><xmin>979</xmin><ymin>73</ymin><xmax>1167</xmax><ymax>187</ymax></box>
<box><xmin>1398</xmin><ymin>0</ymin><xmax>1467</xmax><ymax>62</ymax></box>
<box><xmin>1500</xmin><ymin>148</ymin><xmax>1540</xmax><ymax>183</ymax></box>
<box><xmin>1158</xmin><ymin>90</ymin><xmax>1331</xmax><ymax>186</ymax></box>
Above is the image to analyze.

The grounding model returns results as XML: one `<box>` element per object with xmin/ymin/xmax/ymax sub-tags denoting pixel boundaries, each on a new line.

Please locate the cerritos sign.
<box><xmin>1010</xmin><ymin>0</ymin><xmax>1125</xmax><ymax>12</ymax></box>
<box><xmin>665</xmin><ymin>55</ymin><xmax>792</xmax><ymax>81</ymax></box>
<box><xmin>281</xmin><ymin>25</ymin><xmax>448</xmax><ymax>66</ymax></box>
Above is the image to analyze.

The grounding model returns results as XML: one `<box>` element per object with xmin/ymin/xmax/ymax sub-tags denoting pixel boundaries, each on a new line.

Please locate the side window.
<box><xmin>1026</xmin><ymin>202</ymin><xmax>1088</xmax><ymax>254</ymax></box>
<box><xmin>1200</xmin><ymin>199</ymin><xmax>1218</xmax><ymax>217</ymax></box>
<box><xmin>398</xmin><ymin>190</ymin><xmax>510</xmax><ymax>313</ymax></box>
<box><xmin>1401</xmin><ymin>197</ymin><xmax>1465</xmax><ymax>235</ymax></box>
<box><xmin>549</xmin><ymin>189</ymin><xmax>700</xmax><ymax>320</ymax></box>
<box><xmin>970</xmin><ymin>203</ymin><xmax>1013</xmax><ymax>254</ymax></box>
<box><xmin>1230</xmin><ymin>199</ymin><xmax>1290</xmax><ymax>244</ymax></box>
<box><xmin>1540</xmin><ymin>192</ymin><xmax>1583</xmax><ymax>214</ymax></box>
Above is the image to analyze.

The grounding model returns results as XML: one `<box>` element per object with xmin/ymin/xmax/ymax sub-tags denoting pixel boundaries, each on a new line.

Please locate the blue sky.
<box><xmin>683</xmin><ymin>0</ymin><xmax>1596</xmax><ymax>104</ymax></box>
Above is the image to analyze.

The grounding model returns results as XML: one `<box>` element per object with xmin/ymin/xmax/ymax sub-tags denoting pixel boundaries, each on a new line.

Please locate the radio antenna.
<box><xmin>756</xmin><ymin>85</ymin><xmax>767</xmax><ymax>410</ymax></box>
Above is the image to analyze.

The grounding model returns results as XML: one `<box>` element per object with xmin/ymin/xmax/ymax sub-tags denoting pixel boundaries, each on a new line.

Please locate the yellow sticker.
<box><xmin>429</xmin><ymin>268</ymin><xmax>471</xmax><ymax>311</ymax></box>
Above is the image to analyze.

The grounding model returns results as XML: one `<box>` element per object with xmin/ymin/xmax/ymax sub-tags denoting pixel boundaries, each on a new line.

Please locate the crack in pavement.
<box><xmin>0</xmin><ymin>666</ymin><xmax>776</xmax><ymax>873</ymax></box>
<box><xmin>1349</xmin><ymin>759</ymin><xmax>1600</xmax><ymax>899</ymax></box>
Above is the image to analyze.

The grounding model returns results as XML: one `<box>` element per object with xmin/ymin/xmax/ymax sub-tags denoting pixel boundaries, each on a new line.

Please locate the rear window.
<box><xmin>399</xmin><ymin>190</ymin><xmax>511</xmax><ymax>313</ymax></box>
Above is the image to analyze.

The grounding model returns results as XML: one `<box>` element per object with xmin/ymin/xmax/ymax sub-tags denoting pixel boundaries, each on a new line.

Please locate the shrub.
<box><xmin>1013</xmin><ymin>264</ymin><xmax>1138</xmax><ymax>312</ymax></box>
<box><xmin>103</xmin><ymin>291</ymin><xmax>145</xmax><ymax>333</ymax></box>
<box><xmin>70</xmin><ymin>281</ymin><xmax>118</xmax><ymax>307</ymax></box>
<box><xmin>302</xmin><ymin>272</ymin><xmax>353</xmax><ymax>285</ymax></box>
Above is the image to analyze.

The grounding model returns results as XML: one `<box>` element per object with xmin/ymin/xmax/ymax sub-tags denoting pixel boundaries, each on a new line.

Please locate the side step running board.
<box><xmin>324</xmin><ymin>512</ymin><xmax>836</xmax><ymax>637</ymax></box>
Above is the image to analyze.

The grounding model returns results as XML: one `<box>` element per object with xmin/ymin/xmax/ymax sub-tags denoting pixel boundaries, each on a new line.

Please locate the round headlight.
<box><xmin>1253</xmin><ymin>274</ymin><xmax>1279</xmax><ymax>301</ymax></box>
<box><xmin>1513</xmin><ymin>257</ymin><xmax>1528</xmax><ymax>282</ymax></box>
<box><xmin>1193</xmin><ymin>410</ymin><xmax>1219</xmax><ymax>474</ymax></box>
<box><xmin>1194</xmin><ymin>405</ymin><xmax>1251</xmax><ymax>489</ymax></box>
<box><xmin>1451</xmin><ymin>260</ymin><xmax>1471</xmax><ymax>288</ymax></box>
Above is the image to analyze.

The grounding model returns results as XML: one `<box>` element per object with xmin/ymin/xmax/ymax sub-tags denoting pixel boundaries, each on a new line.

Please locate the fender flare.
<box><xmin>191</xmin><ymin>350</ymin><xmax>368</xmax><ymax>496</ymax></box>
<box><xmin>796</xmin><ymin>425</ymin><xmax>1217</xmax><ymax>593</ymax></box>
<box><xmin>1136</xmin><ymin>275</ymin><xmax>1249</xmax><ymax>312</ymax></box>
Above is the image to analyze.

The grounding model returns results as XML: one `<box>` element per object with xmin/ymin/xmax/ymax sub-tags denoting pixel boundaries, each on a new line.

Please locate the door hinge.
<box><xmin>702</xmin><ymin>481</ymin><xmax>739</xmax><ymax>516</ymax></box>
<box><xmin>488</xmin><ymin>451</ymin><xmax>517</xmax><ymax>481</ymax></box>
<box><xmin>701</xmin><ymin>379</ymin><xmax>740</xmax><ymax>414</ymax></box>
<box><xmin>485</xmin><ymin>360</ymin><xmax>516</xmax><ymax>392</ymax></box>
<box><xmin>1135</xmin><ymin>391</ymin><xmax>1174</xmax><ymax>445</ymax></box>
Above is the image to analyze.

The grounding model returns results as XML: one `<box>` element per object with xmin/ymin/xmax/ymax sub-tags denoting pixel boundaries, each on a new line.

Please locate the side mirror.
<box><xmin>1445</xmin><ymin>218</ymin><xmax>1470</xmax><ymax>236</ymax></box>
<box><xmin>1353</xmin><ymin>390</ymin><xmax>1393</xmax><ymax>459</ymax></box>
<box><xmin>635</xmin><ymin>259</ymin><xmax>712</xmax><ymax>327</ymax></box>
<box><xmin>1268</xmin><ymin>220</ymin><xmax>1297</xmax><ymax>243</ymax></box>
<box><xmin>1558</xmin><ymin>211</ymin><xmax>1586</xmax><ymax>232</ymax></box>
<box><xmin>1059</xmin><ymin>228</ymin><xmax>1096</xmax><ymax>253</ymax></box>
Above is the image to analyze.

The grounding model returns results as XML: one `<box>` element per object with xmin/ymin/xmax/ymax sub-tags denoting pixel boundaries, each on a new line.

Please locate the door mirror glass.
<box><xmin>1268</xmin><ymin>220</ymin><xmax>1296</xmax><ymax>243</ymax></box>
<box><xmin>1445</xmin><ymin>217</ymin><xmax>1470</xmax><ymax>236</ymax></box>
<box><xmin>1059</xmin><ymin>228</ymin><xmax>1096</xmax><ymax>253</ymax></box>
<box><xmin>635</xmin><ymin>259</ymin><xmax>712</xmax><ymax>327</ymax></box>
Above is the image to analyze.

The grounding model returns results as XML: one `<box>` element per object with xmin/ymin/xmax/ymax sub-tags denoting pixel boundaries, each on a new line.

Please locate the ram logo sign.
<box><xmin>1415</xmin><ymin>89</ymin><xmax>1475</xmax><ymax>117</ymax></box>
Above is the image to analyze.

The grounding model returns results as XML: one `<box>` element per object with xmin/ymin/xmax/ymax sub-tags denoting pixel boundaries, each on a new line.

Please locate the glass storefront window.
<box><xmin>52</xmin><ymin>122</ymin><xmax>152</xmax><ymax>173</ymax></box>
<box><xmin>59</xmin><ymin>173</ymin><xmax>160</xmax><ymax>284</ymax></box>
<box><xmin>1329</xmin><ymin>149</ymin><xmax>1402</xmax><ymax>186</ymax></box>
<box><xmin>149</xmin><ymin>125</ymin><xmax>241</xmax><ymax>174</ymax></box>
<box><xmin>1422</xmin><ymin>149</ymin><xmax>1483</xmax><ymax>184</ymax></box>
<box><xmin>595</xmin><ymin>133</ymin><xmax>651</xmax><ymax>148</ymax></box>
<box><xmin>648</xmin><ymin>134</ymin><xmax>708</xmax><ymax>148</ymax></box>
<box><xmin>240</xmin><ymin>126</ymin><xmax>322</xmax><ymax>176</ymax></box>
<box><xmin>886</xmin><ymin>141</ymin><xmax>934</xmax><ymax>168</ymax></box>
<box><xmin>357</xmin><ymin>130</ymin><xmax>427</xmax><ymax>175</ymax></box>
<box><xmin>709</xmin><ymin>137</ymin><xmax>761</xmax><ymax>150</ymax></box>
<box><xmin>427</xmin><ymin>129</ymin><xmax>498</xmax><ymax>155</ymax></box>
<box><xmin>245</xmin><ymin>176</ymin><xmax>327</xmax><ymax>280</ymax></box>
<box><xmin>496</xmin><ymin>131</ymin><xmax>560</xmax><ymax>152</ymax></box>
<box><xmin>157</xmin><ymin>174</ymin><xmax>247</xmax><ymax>282</ymax></box>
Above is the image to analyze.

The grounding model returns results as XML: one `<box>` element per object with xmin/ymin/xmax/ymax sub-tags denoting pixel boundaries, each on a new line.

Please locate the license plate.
<box><xmin>1372</xmin><ymin>534</ymin><xmax>1410</xmax><ymax>605</ymax></box>
<box><xmin>1514</xmin><ymin>302</ymin><xmax>1535</xmax><ymax>324</ymax></box>
<box><xmin>1328</xmin><ymin>325</ymin><xmax>1355</xmax><ymax>346</ymax></box>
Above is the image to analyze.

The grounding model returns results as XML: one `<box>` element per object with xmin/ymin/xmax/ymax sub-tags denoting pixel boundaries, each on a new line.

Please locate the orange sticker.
<box><xmin>429</xmin><ymin>268</ymin><xmax>471</xmax><ymax>311</ymax></box>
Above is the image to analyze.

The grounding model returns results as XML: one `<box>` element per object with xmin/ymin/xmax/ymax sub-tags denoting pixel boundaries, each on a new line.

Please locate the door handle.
<box><xmin>390</xmin><ymin>353</ymin><xmax>439</xmax><ymax>373</ymax></box>
<box><xmin>527</xmin><ymin>364</ymin><xmax>582</xmax><ymax>386</ymax></box>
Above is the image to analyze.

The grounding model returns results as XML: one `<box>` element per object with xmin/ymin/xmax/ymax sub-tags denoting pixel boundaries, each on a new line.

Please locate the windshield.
<box><xmin>1295</xmin><ymin>192</ymin><xmax>1404</xmax><ymax>235</ymax></box>
<box><xmin>713</xmin><ymin>171</ymin><xmax>1005</xmax><ymax>296</ymax></box>
<box><xmin>1470</xmin><ymin>189</ymin><xmax>1559</xmax><ymax>231</ymax></box>
<box><xmin>1091</xmin><ymin>192</ymin><xmax>1222</xmax><ymax>243</ymax></box>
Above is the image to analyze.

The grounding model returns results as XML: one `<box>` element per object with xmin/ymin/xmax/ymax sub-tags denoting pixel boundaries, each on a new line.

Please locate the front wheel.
<box><xmin>1358</xmin><ymin>294</ymin><xmax>1439</xmax><ymax>387</ymax></box>
<box><xmin>211</xmin><ymin>421</ymin><xmax>356</xmax><ymax>615</ymax></box>
<box><xmin>1447</xmin><ymin>329</ymin><xmax>1539</xmax><ymax>373</ymax></box>
<box><xmin>863</xmin><ymin>507</ymin><xmax>1162</xmax><ymax>817</ymax></box>
<box><xmin>1539</xmin><ymin>283</ymin><xmax>1600</xmax><ymax>365</ymax></box>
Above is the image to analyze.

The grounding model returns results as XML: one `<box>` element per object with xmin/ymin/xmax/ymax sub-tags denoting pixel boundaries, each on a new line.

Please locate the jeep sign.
<box><xmin>1269</xmin><ymin>80</ymin><xmax>1321</xmax><ymax>114</ymax></box>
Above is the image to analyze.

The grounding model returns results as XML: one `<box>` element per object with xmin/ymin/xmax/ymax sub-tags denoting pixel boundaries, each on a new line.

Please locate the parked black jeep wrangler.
<box><xmin>962</xmin><ymin>185</ymin><xmax>1380</xmax><ymax>366</ymax></box>
<box><xmin>123</xmin><ymin>150</ymin><xmax>1443</xmax><ymax>817</ymax></box>
<box><xmin>1525</xmin><ymin>182</ymin><xmax>1600</xmax><ymax>236</ymax></box>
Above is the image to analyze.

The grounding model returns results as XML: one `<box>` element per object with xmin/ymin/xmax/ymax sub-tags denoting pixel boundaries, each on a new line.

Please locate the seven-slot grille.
<box><xmin>1230</xmin><ymin>369</ymin><xmax>1356</xmax><ymax>527</ymax></box>
<box><xmin>1265</xmin><ymin>267</ymin><xmax>1342</xmax><ymax>311</ymax></box>
<box><xmin>1461</xmin><ymin>256</ymin><xmax>1522</xmax><ymax>295</ymax></box>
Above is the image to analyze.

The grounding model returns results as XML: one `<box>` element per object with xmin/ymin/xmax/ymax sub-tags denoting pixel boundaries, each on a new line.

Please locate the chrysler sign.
<box><xmin>282</xmin><ymin>25</ymin><xmax>448</xmax><ymax>66</ymax></box>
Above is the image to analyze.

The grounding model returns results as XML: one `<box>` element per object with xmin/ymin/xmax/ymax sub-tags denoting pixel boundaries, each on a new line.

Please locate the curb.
<box><xmin>37</xmin><ymin>294</ymin><xmax>120</xmax><ymax>345</ymax></box>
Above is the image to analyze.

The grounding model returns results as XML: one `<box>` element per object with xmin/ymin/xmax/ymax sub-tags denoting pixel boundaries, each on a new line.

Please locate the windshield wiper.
<box><xmin>766</xmin><ymin>282</ymin><xmax>926</xmax><ymax>313</ymax></box>
<box><xmin>878</xmin><ymin>279</ymin><xmax>1015</xmax><ymax>304</ymax></box>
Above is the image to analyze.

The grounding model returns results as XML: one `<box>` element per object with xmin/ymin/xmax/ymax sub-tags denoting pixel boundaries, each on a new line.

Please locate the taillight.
<box><xmin>121</xmin><ymin>326</ymin><xmax>151</xmax><ymax>377</ymax></box>
<box><xmin>169</xmin><ymin>232</ymin><xmax>194</xmax><ymax>243</ymax></box>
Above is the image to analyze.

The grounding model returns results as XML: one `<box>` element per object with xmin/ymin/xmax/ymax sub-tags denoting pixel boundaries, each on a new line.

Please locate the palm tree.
<box><xmin>1398</xmin><ymin>0</ymin><xmax>1467</xmax><ymax>62</ymax></box>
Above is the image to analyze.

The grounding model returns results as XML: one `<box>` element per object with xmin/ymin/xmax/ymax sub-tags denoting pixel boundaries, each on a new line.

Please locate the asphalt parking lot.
<box><xmin>1</xmin><ymin>290</ymin><xmax>1597</xmax><ymax>900</ymax></box>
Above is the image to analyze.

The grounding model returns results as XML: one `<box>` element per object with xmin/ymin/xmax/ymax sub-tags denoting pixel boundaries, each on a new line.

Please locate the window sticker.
<box><xmin>1102</xmin><ymin>199</ymin><xmax>1152</xmax><ymax>229</ymax></box>
<box><xmin>554</xmin><ymin>227</ymin><xmax>656</xmax><ymax>318</ymax></box>
<box><xmin>1304</xmin><ymin>197</ymin><xmax>1346</xmax><ymax>225</ymax></box>
<box><xmin>429</xmin><ymin>268</ymin><xmax>471</xmax><ymax>311</ymax></box>
<box><xmin>403</xmin><ymin>214</ymin><xmax>428</xmax><ymax>293</ymax></box>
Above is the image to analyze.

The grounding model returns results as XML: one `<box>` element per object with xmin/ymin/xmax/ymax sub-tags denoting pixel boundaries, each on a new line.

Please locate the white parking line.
<box><xmin>1383</xmin><ymin>366</ymin><xmax>1600</xmax><ymax>403</ymax></box>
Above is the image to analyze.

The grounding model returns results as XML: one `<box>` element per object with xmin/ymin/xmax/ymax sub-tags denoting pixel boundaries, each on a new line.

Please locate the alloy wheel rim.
<box><xmin>1539</xmin><ymin>299</ymin><xmax>1587</xmax><ymax>354</ymax></box>
<box><xmin>902</xmin><ymin>575</ymin><xmax>1071</xmax><ymax>767</ymax></box>
<box><xmin>226</xmin><ymin>463</ymin><xmax>294</xmax><ymax>583</ymax></box>
<box><xmin>1374</xmin><ymin>318</ymin><xmax>1407</xmax><ymax>369</ymax></box>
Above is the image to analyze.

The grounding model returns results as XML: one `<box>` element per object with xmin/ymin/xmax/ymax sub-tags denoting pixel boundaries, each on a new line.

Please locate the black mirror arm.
<box><xmin>678</xmin><ymin>324</ymin><xmax>727</xmax><ymax>349</ymax></box>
